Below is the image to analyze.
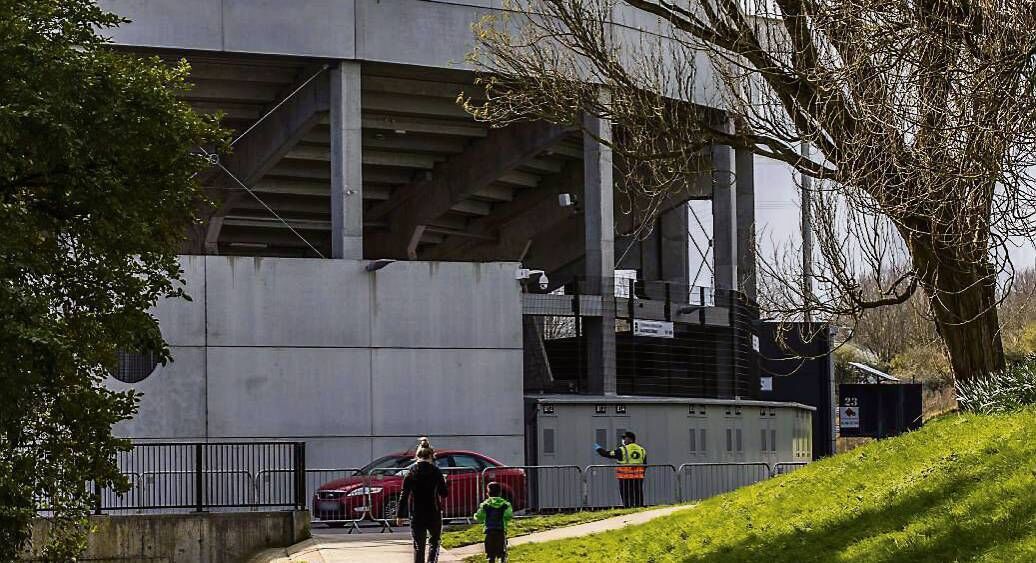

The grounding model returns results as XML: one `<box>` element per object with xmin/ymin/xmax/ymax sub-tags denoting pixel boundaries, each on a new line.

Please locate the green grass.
<box><xmin>440</xmin><ymin>507</ymin><xmax>653</xmax><ymax>549</ymax></box>
<box><xmin>486</xmin><ymin>409</ymin><xmax>1036</xmax><ymax>562</ymax></box>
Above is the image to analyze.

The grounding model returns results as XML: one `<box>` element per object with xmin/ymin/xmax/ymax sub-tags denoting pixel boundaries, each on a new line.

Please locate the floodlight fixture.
<box><xmin>365</xmin><ymin>259</ymin><xmax>395</xmax><ymax>272</ymax></box>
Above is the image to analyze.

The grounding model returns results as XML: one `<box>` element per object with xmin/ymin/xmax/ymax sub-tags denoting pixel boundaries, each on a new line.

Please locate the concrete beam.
<box><xmin>330</xmin><ymin>62</ymin><xmax>363</xmax><ymax>259</ymax></box>
<box><xmin>367</xmin><ymin>120</ymin><xmax>569</xmax><ymax>259</ymax></box>
<box><xmin>423</xmin><ymin>161</ymin><xmax>582</xmax><ymax>261</ymax></box>
<box><xmin>202</xmin><ymin>67</ymin><xmax>331</xmax><ymax>253</ymax></box>
<box><xmin>525</xmin><ymin>217</ymin><xmax>584</xmax><ymax>276</ymax></box>
<box><xmin>222</xmin><ymin>71</ymin><xmax>330</xmax><ymax>188</ymax></box>
<box><xmin>359</xmin><ymin>114</ymin><xmax>488</xmax><ymax>138</ymax></box>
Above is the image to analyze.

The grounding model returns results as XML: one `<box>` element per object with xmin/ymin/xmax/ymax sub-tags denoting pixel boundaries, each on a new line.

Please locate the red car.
<box><xmin>312</xmin><ymin>449</ymin><xmax>525</xmax><ymax>524</ymax></box>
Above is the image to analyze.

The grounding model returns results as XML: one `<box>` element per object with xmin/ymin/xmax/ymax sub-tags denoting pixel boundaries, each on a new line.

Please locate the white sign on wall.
<box><xmin>752</xmin><ymin>334</ymin><xmax>760</xmax><ymax>352</ymax></box>
<box><xmin>760</xmin><ymin>376</ymin><xmax>773</xmax><ymax>392</ymax></box>
<box><xmin>839</xmin><ymin>406</ymin><xmax>860</xmax><ymax>429</ymax></box>
<box><xmin>633</xmin><ymin>319</ymin><xmax>674</xmax><ymax>338</ymax></box>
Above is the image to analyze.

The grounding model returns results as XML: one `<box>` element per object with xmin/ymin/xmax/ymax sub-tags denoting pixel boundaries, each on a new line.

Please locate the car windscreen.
<box><xmin>359</xmin><ymin>455</ymin><xmax>412</xmax><ymax>475</ymax></box>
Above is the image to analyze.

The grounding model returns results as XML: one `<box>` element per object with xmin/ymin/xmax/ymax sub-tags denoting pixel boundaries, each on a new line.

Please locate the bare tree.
<box><xmin>463</xmin><ymin>0</ymin><xmax>1036</xmax><ymax>384</ymax></box>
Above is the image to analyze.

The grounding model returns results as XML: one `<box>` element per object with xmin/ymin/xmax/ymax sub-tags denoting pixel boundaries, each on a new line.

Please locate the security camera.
<box><xmin>515</xmin><ymin>267</ymin><xmax>549</xmax><ymax>291</ymax></box>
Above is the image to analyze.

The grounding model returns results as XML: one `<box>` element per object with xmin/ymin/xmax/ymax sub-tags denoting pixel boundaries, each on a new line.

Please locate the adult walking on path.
<box><xmin>596</xmin><ymin>431</ymin><xmax>647</xmax><ymax>508</ymax></box>
<box><xmin>397</xmin><ymin>438</ymin><xmax>449</xmax><ymax>563</ymax></box>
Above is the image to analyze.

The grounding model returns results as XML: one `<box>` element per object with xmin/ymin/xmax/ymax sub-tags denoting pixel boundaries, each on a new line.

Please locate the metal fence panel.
<box><xmin>440</xmin><ymin>467</ymin><xmax>483</xmax><ymax>522</ymax></box>
<box><xmin>52</xmin><ymin>444</ymin><xmax>810</xmax><ymax>518</ymax></box>
<box><xmin>772</xmin><ymin>462</ymin><xmax>808</xmax><ymax>476</ymax></box>
<box><xmin>38</xmin><ymin>442</ymin><xmax>305</xmax><ymax>514</ymax></box>
<box><xmin>297</xmin><ymin>468</ymin><xmax>370</xmax><ymax>530</ymax></box>
<box><xmin>481</xmin><ymin>465</ymin><xmax>583</xmax><ymax>515</ymax></box>
<box><xmin>584</xmin><ymin>464</ymin><xmax>678</xmax><ymax>509</ymax></box>
<box><xmin>139</xmin><ymin>469</ymin><xmax>256</xmax><ymax>509</ymax></box>
<box><xmin>677</xmin><ymin>463</ymin><xmax>771</xmax><ymax>502</ymax></box>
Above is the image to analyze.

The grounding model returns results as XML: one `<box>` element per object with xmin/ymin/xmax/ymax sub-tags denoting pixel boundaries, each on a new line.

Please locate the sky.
<box><xmin>687</xmin><ymin>158</ymin><xmax>1036</xmax><ymax>291</ymax></box>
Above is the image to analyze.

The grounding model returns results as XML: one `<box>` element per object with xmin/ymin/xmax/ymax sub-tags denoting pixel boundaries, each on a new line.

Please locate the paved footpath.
<box><xmin>251</xmin><ymin>505</ymin><xmax>694</xmax><ymax>562</ymax></box>
<box><xmin>448</xmin><ymin>504</ymin><xmax>694</xmax><ymax>558</ymax></box>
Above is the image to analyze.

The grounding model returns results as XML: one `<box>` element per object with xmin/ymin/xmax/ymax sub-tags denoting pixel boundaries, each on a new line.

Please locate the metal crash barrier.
<box><xmin>259</xmin><ymin>468</ymin><xmax>369</xmax><ymax>531</ymax></box>
<box><xmin>584</xmin><ymin>464</ymin><xmax>679</xmax><ymax>509</ymax></box>
<box><xmin>481</xmin><ymin>465</ymin><xmax>584</xmax><ymax>516</ymax></box>
<box><xmin>772</xmin><ymin>462</ymin><xmax>808</xmax><ymax>476</ymax></box>
<box><xmin>677</xmin><ymin>463</ymin><xmax>771</xmax><ymax>501</ymax></box>
<box><xmin>295</xmin><ymin>460</ymin><xmax>813</xmax><ymax>529</ymax></box>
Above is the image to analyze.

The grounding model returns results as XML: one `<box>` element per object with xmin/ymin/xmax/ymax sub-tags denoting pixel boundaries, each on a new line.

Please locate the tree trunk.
<box><xmin>913</xmin><ymin>250</ymin><xmax>1005</xmax><ymax>384</ymax></box>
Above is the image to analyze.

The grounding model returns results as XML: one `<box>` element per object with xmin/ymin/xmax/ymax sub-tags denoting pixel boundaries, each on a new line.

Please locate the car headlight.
<box><xmin>346</xmin><ymin>486</ymin><xmax>383</xmax><ymax>497</ymax></box>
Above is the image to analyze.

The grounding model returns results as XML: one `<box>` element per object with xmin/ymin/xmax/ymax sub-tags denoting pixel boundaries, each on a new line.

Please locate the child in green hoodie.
<box><xmin>474</xmin><ymin>481</ymin><xmax>513</xmax><ymax>562</ymax></box>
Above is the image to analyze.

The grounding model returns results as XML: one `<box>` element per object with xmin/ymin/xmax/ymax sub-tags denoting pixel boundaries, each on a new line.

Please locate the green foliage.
<box><xmin>957</xmin><ymin>359</ymin><xmax>1036</xmax><ymax>414</ymax></box>
<box><xmin>1003</xmin><ymin>322</ymin><xmax>1036</xmax><ymax>363</ymax></box>
<box><xmin>889</xmin><ymin>344</ymin><xmax>953</xmax><ymax>389</ymax></box>
<box><xmin>488</xmin><ymin>411</ymin><xmax>1036</xmax><ymax>562</ymax></box>
<box><xmin>441</xmin><ymin>507</ymin><xmax>649</xmax><ymax>549</ymax></box>
<box><xmin>833</xmin><ymin>343</ymin><xmax>882</xmax><ymax>384</ymax></box>
<box><xmin>0</xmin><ymin>1</ymin><xmax>224</xmax><ymax>559</ymax></box>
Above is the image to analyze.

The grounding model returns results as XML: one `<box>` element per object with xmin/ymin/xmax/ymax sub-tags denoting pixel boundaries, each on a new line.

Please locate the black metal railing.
<box><xmin>40</xmin><ymin>442</ymin><xmax>307</xmax><ymax>514</ymax></box>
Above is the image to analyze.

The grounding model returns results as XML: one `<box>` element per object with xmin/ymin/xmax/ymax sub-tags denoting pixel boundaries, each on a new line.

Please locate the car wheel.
<box><xmin>382</xmin><ymin>494</ymin><xmax>401</xmax><ymax>520</ymax></box>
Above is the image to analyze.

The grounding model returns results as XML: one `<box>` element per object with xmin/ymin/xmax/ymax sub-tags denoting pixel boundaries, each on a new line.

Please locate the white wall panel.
<box><xmin>370</xmin><ymin>262</ymin><xmax>522</xmax><ymax>349</ymax></box>
<box><xmin>371</xmin><ymin>348</ymin><xmax>523</xmax><ymax>436</ymax></box>
<box><xmin>206</xmin><ymin>347</ymin><xmax>372</xmax><ymax>437</ymax></box>
<box><xmin>372</xmin><ymin>435</ymin><xmax>523</xmax><ymax>467</ymax></box>
<box><xmin>99</xmin><ymin>0</ymin><xmax>223</xmax><ymax>50</ymax></box>
<box><xmin>222</xmin><ymin>0</ymin><xmax>356</xmax><ymax>58</ymax></box>
<box><xmin>151</xmin><ymin>256</ymin><xmax>206</xmax><ymax>347</ymax></box>
<box><xmin>205</xmin><ymin>257</ymin><xmax>372</xmax><ymax>348</ymax></box>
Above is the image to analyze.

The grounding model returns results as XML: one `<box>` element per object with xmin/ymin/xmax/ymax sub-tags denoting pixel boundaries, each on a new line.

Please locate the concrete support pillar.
<box><xmin>330</xmin><ymin>62</ymin><xmax>363</xmax><ymax>259</ymax></box>
<box><xmin>711</xmin><ymin>141</ymin><xmax>737</xmax><ymax>291</ymax></box>
<box><xmin>660</xmin><ymin>203</ymin><xmax>690</xmax><ymax>290</ymax></box>
<box><xmin>735</xmin><ymin>148</ymin><xmax>756</xmax><ymax>301</ymax></box>
<box><xmin>627</xmin><ymin>204</ymin><xmax>690</xmax><ymax>301</ymax></box>
<box><xmin>583</xmin><ymin>109</ymin><xmax>616</xmax><ymax>396</ymax></box>
<box><xmin>710</xmin><ymin>129</ymin><xmax>738</xmax><ymax>399</ymax></box>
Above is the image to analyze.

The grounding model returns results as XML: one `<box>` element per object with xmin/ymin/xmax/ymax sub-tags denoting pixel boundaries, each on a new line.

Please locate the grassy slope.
<box><xmin>441</xmin><ymin>507</ymin><xmax>651</xmax><ymax>549</ymax></box>
<box><xmin>497</xmin><ymin>410</ymin><xmax>1036</xmax><ymax>563</ymax></box>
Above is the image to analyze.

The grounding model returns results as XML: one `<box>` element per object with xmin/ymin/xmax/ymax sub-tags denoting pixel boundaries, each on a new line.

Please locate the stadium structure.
<box><xmin>100</xmin><ymin>0</ymin><xmax>814</xmax><ymax>471</ymax></box>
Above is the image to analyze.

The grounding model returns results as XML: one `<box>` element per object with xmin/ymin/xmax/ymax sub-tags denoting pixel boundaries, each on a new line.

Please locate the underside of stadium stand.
<box><xmin>147</xmin><ymin>51</ymin><xmax>718</xmax><ymax>295</ymax></box>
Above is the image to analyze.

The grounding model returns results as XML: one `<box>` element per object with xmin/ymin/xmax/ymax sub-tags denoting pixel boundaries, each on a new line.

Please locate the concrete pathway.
<box><xmin>448</xmin><ymin>505</ymin><xmax>694</xmax><ymax>558</ymax></box>
<box><xmin>251</xmin><ymin>532</ymin><xmax>466</xmax><ymax>563</ymax></box>
<box><xmin>251</xmin><ymin>505</ymin><xmax>694</xmax><ymax>562</ymax></box>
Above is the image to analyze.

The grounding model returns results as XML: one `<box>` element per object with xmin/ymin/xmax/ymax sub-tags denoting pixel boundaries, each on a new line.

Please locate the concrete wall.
<box><xmin>98</xmin><ymin>0</ymin><xmax>723</xmax><ymax>105</ymax></box>
<box><xmin>108</xmin><ymin>256</ymin><xmax>525</xmax><ymax>468</ymax></box>
<box><xmin>27</xmin><ymin>511</ymin><xmax>308</xmax><ymax>563</ymax></box>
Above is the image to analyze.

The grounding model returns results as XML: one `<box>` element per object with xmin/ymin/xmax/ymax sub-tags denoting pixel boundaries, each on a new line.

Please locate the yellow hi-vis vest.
<box><xmin>615</xmin><ymin>443</ymin><xmax>646</xmax><ymax>479</ymax></box>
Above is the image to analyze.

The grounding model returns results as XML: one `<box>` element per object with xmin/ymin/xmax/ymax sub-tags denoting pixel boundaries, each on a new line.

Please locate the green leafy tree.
<box><xmin>0</xmin><ymin>1</ymin><xmax>223</xmax><ymax>558</ymax></box>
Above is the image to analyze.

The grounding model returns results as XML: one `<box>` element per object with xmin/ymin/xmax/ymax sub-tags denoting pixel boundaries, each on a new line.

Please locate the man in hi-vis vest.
<box><xmin>595</xmin><ymin>431</ymin><xmax>647</xmax><ymax>507</ymax></box>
